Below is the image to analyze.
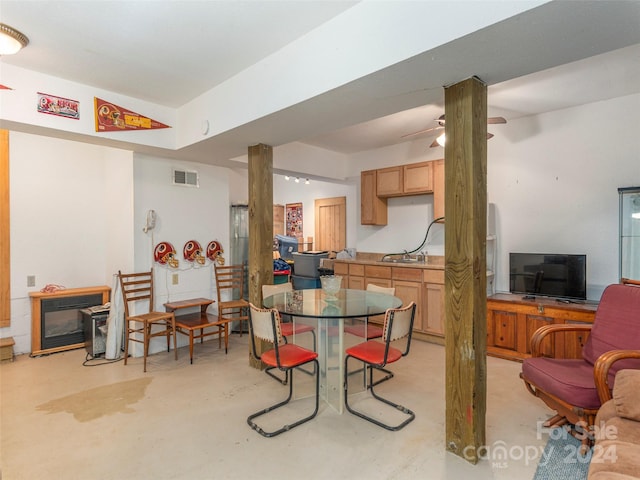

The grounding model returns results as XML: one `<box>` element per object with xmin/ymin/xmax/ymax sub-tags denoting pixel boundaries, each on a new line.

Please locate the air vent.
<box><xmin>172</xmin><ymin>169</ymin><xmax>199</xmax><ymax>187</ymax></box>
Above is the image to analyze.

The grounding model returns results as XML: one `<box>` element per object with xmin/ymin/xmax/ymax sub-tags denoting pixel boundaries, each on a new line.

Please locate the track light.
<box><xmin>295</xmin><ymin>177</ymin><xmax>300</xmax><ymax>183</ymax></box>
<box><xmin>284</xmin><ymin>175</ymin><xmax>290</xmax><ymax>181</ymax></box>
<box><xmin>305</xmin><ymin>179</ymin><xmax>310</xmax><ymax>185</ymax></box>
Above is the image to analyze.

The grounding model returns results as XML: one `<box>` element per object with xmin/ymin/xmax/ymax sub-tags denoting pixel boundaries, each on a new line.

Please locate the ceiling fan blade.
<box><xmin>487</xmin><ymin>116</ymin><xmax>507</xmax><ymax>124</ymax></box>
<box><xmin>401</xmin><ymin>125</ymin><xmax>443</xmax><ymax>138</ymax></box>
<box><xmin>429</xmin><ymin>139</ymin><xmax>440</xmax><ymax>148</ymax></box>
<box><xmin>487</xmin><ymin>132</ymin><xmax>494</xmax><ymax>139</ymax></box>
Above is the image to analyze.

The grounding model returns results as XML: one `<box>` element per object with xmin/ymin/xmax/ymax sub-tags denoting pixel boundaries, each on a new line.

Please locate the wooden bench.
<box><xmin>163</xmin><ymin>298</ymin><xmax>228</xmax><ymax>364</ymax></box>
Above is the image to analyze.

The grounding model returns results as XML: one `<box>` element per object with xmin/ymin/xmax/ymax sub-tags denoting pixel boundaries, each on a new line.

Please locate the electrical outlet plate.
<box><xmin>27</xmin><ymin>275</ymin><xmax>36</xmax><ymax>287</ymax></box>
<box><xmin>172</xmin><ymin>273</ymin><xmax>179</xmax><ymax>285</ymax></box>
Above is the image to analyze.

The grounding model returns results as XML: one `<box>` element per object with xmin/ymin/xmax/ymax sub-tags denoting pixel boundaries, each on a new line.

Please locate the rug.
<box><xmin>533</xmin><ymin>427</ymin><xmax>591</xmax><ymax>480</ymax></box>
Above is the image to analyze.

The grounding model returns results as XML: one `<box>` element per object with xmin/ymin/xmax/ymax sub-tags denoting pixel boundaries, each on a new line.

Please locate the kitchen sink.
<box><xmin>381</xmin><ymin>257</ymin><xmax>423</xmax><ymax>264</ymax></box>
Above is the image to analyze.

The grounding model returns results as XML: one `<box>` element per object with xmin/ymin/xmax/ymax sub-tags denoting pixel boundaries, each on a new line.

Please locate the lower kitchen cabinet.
<box><xmin>334</xmin><ymin>260</ymin><xmax>445</xmax><ymax>338</ymax></box>
<box><xmin>486</xmin><ymin>294</ymin><xmax>598</xmax><ymax>361</ymax></box>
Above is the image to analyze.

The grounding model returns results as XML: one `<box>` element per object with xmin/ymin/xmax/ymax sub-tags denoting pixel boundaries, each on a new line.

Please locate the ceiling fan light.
<box><xmin>436</xmin><ymin>133</ymin><xmax>446</xmax><ymax>147</ymax></box>
<box><xmin>0</xmin><ymin>23</ymin><xmax>29</xmax><ymax>55</ymax></box>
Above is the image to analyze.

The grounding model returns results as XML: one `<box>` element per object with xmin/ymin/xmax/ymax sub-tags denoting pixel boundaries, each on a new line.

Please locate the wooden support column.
<box><xmin>1</xmin><ymin>130</ymin><xmax>10</xmax><ymax>327</ymax></box>
<box><xmin>443</xmin><ymin>76</ymin><xmax>488</xmax><ymax>464</ymax></box>
<box><xmin>247</xmin><ymin>143</ymin><xmax>274</xmax><ymax>368</ymax></box>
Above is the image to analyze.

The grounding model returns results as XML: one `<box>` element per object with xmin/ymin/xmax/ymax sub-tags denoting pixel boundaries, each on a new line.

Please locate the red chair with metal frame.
<box><xmin>344</xmin><ymin>302</ymin><xmax>417</xmax><ymax>431</ymax></box>
<box><xmin>246</xmin><ymin>303</ymin><xmax>319</xmax><ymax>437</ymax></box>
<box><xmin>344</xmin><ymin>284</ymin><xmax>396</xmax><ymax>385</ymax></box>
<box><xmin>262</xmin><ymin>283</ymin><xmax>316</xmax><ymax>385</ymax></box>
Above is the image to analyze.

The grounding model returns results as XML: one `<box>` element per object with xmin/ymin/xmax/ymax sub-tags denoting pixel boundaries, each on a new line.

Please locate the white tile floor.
<box><xmin>1</xmin><ymin>335</ymin><xmax>552</xmax><ymax>480</ymax></box>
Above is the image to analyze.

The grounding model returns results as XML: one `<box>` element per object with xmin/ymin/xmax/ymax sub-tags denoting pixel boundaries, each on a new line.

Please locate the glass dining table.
<box><xmin>263</xmin><ymin>288</ymin><xmax>402</xmax><ymax>413</ymax></box>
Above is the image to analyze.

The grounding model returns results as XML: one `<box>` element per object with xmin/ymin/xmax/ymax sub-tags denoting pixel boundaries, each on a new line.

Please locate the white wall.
<box><xmin>4</xmin><ymin>135</ymin><xmax>230</xmax><ymax>354</ymax></box>
<box><xmin>6</xmin><ymin>132</ymin><xmax>134</xmax><ymax>353</ymax></box>
<box><xmin>489</xmin><ymin>93</ymin><xmax>640</xmax><ymax>299</ymax></box>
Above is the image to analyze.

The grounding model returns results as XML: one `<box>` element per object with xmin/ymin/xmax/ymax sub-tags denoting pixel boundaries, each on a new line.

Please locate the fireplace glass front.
<box><xmin>41</xmin><ymin>294</ymin><xmax>103</xmax><ymax>350</ymax></box>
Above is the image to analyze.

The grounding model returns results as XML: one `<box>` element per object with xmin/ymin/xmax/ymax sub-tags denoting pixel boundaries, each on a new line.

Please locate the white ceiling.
<box><xmin>1</xmin><ymin>1</ymin><xmax>640</xmax><ymax>160</ymax></box>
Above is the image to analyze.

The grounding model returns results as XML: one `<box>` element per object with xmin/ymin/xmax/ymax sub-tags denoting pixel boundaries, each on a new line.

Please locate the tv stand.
<box><xmin>486</xmin><ymin>293</ymin><xmax>598</xmax><ymax>362</ymax></box>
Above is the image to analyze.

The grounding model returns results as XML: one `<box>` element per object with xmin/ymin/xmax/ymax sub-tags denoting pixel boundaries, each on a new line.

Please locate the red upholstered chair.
<box><xmin>521</xmin><ymin>280</ymin><xmax>640</xmax><ymax>453</ymax></box>
<box><xmin>262</xmin><ymin>282</ymin><xmax>316</xmax><ymax>385</ymax></box>
<box><xmin>247</xmin><ymin>303</ymin><xmax>319</xmax><ymax>437</ymax></box>
<box><xmin>345</xmin><ymin>302</ymin><xmax>416</xmax><ymax>431</ymax></box>
<box><xmin>344</xmin><ymin>284</ymin><xmax>396</xmax><ymax>385</ymax></box>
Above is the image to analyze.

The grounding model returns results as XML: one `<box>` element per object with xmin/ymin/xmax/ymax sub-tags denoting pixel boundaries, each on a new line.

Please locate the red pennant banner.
<box><xmin>94</xmin><ymin>97</ymin><xmax>170</xmax><ymax>132</ymax></box>
<box><xmin>0</xmin><ymin>84</ymin><xmax>13</xmax><ymax>90</ymax></box>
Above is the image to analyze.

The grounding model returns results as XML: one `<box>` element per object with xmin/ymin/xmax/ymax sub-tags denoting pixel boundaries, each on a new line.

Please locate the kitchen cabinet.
<box><xmin>403</xmin><ymin>161</ymin><xmax>433</xmax><ymax>194</ymax></box>
<box><xmin>334</xmin><ymin>259</ymin><xmax>445</xmax><ymax>339</ymax></box>
<box><xmin>360</xmin><ymin>160</ymin><xmax>443</xmax><ymax>225</ymax></box>
<box><xmin>273</xmin><ymin>204</ymin><xmax>284</xmax><ymax>236</ymax></box>
<box><xmin>375</xmin><ymin>166</ymin><xmax>403</xmax><ymax>197</ymax></box>
<box><xmin>376</xmin><ymin>162</ymin><xmax>434</xmax><ymax>197</ymax></box>
<box><xmin>361</xmin><ymin>169</ymin><xmax>387</xmax><ymax>225</ymax></box>
<box><xmin>433</xmin><ymin>159</ymin><xmax>445</xmax><ymax>220</ymax></box>
<box><xmin>423</xmin><ymin>269</ymin><xmax>445</xmax><ymax>336</ymax></box>
<box><xmin>486</xmin><ymin>294</ymin><xmax>597</xmax><ymax>361</ymax></box>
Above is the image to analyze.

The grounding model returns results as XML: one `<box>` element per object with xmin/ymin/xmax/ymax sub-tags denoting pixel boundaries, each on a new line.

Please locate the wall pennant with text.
<box><xmin>94</xmin><ymin>97</ymin><xmax>171</xmax><ymax>132</ymax></box>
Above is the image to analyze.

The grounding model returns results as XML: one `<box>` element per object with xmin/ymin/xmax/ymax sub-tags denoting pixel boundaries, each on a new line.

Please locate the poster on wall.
<box><xmin>37</xmin><ymin>92</ymin><xmax>80</xmax><ymax>119</ymax></box>
<box><xmin>94</xmin><ymin>97</ymin><xmax>170</xmax><ymax>132</ymax></box>
<box><xmin>286</xmin><ymin>203</ymin><xmax>303</xmax><ymax>238</ymax></box>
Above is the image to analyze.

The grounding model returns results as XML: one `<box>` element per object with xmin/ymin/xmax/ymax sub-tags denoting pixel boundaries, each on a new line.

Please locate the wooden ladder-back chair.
<box><xmin>262</xmin><ymin>282</ymin><xmax>316</xmax><ymax>385</ymax></box>
<box><xmin>521</xmin><ymin>280</ymin><xmax>640</xmax><ymax>453</ymax></box>
<box><xmin>214</xmin><ymin>264</ymin><xmax>249</xmax><ymax>336</ymax></box>
<box><xmin>118</xmin><ymin>269</ymin><xmax>177</xmax><ymax>372</ymax></box>
<box><xmin>246</xmin><ymin>303</ymin><xmax>319</xmax><ymax>437</ymax></box>
<box><xmin>344</xmin><ymin>302</ymin><xmax>417</xmax><ymax>431</ymax></box>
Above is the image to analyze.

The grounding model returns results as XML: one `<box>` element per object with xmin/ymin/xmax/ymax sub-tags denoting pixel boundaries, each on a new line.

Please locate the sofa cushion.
<box><xmin>587</xmin><ymin>441</ymin><xmax>640</xmax><ymax>479</ymax></box>
<box><xmin>522</xmin><ymin>357</ymin><xmax>609</xmax><ymax>410</ymax></box>
<box><xmin>613</xmin><ymin>369</ymin><xmax>640</xmax><ymax>422</ymax></box>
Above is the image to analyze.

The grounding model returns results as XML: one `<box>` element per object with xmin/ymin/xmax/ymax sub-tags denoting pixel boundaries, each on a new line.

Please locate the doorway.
<box><xmin>314</xmin><ymin>196</ymin><xmax>346</xmax><ymax>252</ymax></box>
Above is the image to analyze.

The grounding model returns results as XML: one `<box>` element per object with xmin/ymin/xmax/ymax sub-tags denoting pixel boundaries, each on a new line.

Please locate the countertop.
<box><xmin>333</xmin><ymin>254</ymin><xmax>445</xmax><ymax>270</ymax></box>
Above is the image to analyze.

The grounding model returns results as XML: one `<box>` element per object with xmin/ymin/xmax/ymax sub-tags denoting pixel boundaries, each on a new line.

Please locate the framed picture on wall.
<box><xmin>286</xmin><ymin>203</ymin><xmax>303</xmax><ymax>238</ymax></box>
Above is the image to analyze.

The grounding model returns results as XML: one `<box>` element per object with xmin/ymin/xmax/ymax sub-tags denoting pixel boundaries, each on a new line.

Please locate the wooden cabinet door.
<box><xmin>348</xmin><ymin>275</ymin><xmax>365</xmax><ymax>290</ymax></box>
<box><xmin>433</xmin><ymin>159</ymin><xmax>445</xmax><ymax>220</ymax></box>
<box><xmin>423</xmin><ymin>281</ymin><xmax>444</xmax><ymax>335</ymax></box>
<box><xmin>403</xmin><ymin>161</ymin><xmax>433</xmax><ymax>194</ymax></box>
<box><xmin>524</xmin><ymin>314</ymin><xmax>555</xmax><ymax>357</ymax></box>
<box><xmin>488</xmin><ymin>310</ymin><xmax>517</xmax><ymax>351</ymax></box>
<box><xmin>361</xmin><ymin>170</ymin><xmax>387</xmax><ymax>225</ymax></box>
<box><xmin>393</xmin><ymin>280</ymin><xmax>423</xmax><ymax>332</ymax></box>
<box><xmin>273</xmin><ymin>204</ymin><xmax>284</xmax><ymax>236</ymax></box>
<box><xmin>376</xmin><ymin>166</ymin><xmax>403</xmax><ymax>197</ymax></box>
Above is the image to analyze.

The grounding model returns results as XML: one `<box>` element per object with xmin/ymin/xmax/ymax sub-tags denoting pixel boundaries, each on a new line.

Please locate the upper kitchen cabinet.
<box><xmin>403</xmin><ymin>161</ymin><xmax>433</xmax><ymax>195</ymax></box>
<box><xmin>360</xmin><ymin>159</ymin><xmax>443</xmax><ymax>226</ymax></box>
<box><xmin>376</xmin><ymin>166</ymin><xmax>404</xmax><ymax>197</ymax></box>
<box><xmin>433</xmin><ymin>159</ymin><xmax>445</xmax><ymax>220</ymax></box>
<box><xmin>376</xmin><ymin>161</ymin><xmax>434</xmax><ymax>197</ymax></box>
<box><xmin>361</xmin><ymin>169</ymin><xmax>387</xmax><ymax>225</ymax></box>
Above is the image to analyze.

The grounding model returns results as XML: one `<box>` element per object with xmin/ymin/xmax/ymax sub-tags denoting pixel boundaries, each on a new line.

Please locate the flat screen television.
<box><xmin>509</xmin><ymin>253</ymin><xmax>587</xmax><ymax>300</ymax></box>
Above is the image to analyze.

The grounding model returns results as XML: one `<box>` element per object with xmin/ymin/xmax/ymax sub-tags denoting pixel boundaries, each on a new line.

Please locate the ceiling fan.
<box><xmin>402</xmin><ymin>114</ymin><xmax>507</xmax><ymax>147</ymax></box>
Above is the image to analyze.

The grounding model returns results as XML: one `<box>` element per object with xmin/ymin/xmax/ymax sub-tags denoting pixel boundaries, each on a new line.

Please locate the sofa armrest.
<box><xmin>593</xmin><ymin>350</ymin><xmax>640</xmax><ymax>403</ymax></box>
<box><xmin>529</xmin><ymin>324</ymin><xmax>593</xmax><ymax>358</ymax></box>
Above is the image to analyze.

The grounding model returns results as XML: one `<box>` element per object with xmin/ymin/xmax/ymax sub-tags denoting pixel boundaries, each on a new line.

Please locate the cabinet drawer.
<box><xmin>392</xmin><ymin>267</ymin><xmax>422</xmax><ymax>282</ymax></box>
<box><xmin>333</xmin><ymin>262</ymin><xmax>349</xmax><ymax>276</ymax></box>
<box><xmin>423</xmin><ymin>269</ymin><xmax>444</xmax><ymax>284</ymax></box>
<box><xmin>349</xmin><ymin>264</ymin><xmax>365</xmax><ymax>277</ymax></box>
<box><xmin>365</xmin><ymin>265</ymin><xmax>391</xmax><ymax>279</ymax></box>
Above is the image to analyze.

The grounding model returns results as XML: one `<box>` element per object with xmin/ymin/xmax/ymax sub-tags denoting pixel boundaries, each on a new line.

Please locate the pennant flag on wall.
<box><xmin>94</xmin><ymin>97</ymin><xmax>170</xmax><ymax>132</ymax></box>
<box><xmin>0</xmin><ymin>85</ymin><xmax>13</xmax><ymax>90</ymax></box>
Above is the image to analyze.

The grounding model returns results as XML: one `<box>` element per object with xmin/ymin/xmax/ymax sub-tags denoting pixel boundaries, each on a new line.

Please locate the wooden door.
<box><xmin>315</xmin><ymin>196</ymin><xmax>346</xmax><ymax>252</ymax></box>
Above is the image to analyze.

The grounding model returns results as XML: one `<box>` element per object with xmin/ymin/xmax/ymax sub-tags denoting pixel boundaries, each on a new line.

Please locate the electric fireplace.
<box><xmin>30</xmin><ymin>286</ymin><xmax>111</xmax><ymax>356</ymax></box>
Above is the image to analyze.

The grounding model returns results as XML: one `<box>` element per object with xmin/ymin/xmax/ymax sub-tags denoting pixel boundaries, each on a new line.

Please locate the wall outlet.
<box><xmin>27</xmin><ymin>275</ymin><xmax>36</xmax><ymax>287</ymax></box>
<box><xmin>172</xmin><ymin>273</ymin><xmax>179</xmax><ymax>285</ymax></box>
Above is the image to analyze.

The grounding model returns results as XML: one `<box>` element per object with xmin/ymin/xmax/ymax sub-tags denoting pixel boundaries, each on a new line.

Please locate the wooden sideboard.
<box><xmin>486</xmin><ymin>293</ymin><xmax>598</xmax><ymax>361</ymax></box>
